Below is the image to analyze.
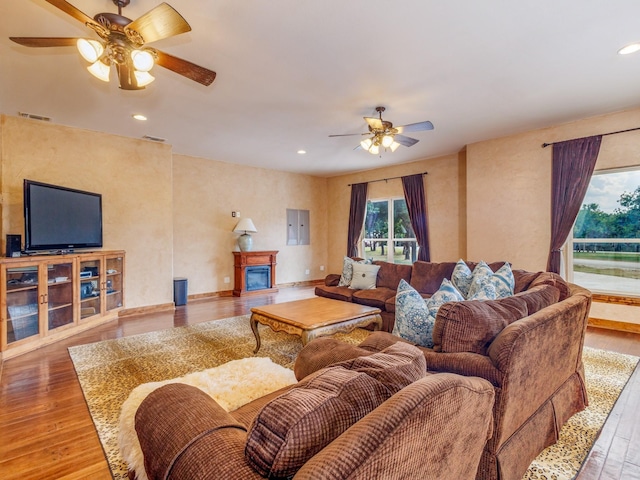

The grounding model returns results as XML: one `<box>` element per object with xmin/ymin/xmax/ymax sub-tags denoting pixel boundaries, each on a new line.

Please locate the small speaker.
<box><xmin>6</xmin><ymin>234</ymin><xmax>21</xmax><ymax>257</ymax></box>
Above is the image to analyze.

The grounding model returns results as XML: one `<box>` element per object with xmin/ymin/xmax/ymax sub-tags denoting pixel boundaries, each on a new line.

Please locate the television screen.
<box><xmin>24</xmin><ymin>180</ymin><xmax>103</xmax><ymax>252</ymax></box>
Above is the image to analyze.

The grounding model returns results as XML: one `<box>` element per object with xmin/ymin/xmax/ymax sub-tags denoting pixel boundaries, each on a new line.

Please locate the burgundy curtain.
<box><xmin>402</xmin><ymin>174</ymin><xmax>431</xmax><ymax>262</ymax></box>
<box><xmin>547</xmin><ymin>136</ymin><xmax>602</xmax><ymax>273</ymax></box>
<box><xmin>346</xmin><ymin>182</ymin><xmax>368</xmax><ymax>257</ymax></box>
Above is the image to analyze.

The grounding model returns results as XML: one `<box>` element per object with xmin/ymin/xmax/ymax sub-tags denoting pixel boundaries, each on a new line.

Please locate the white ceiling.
<box><xmin>3</xmin><ymin>0</ymin><xmax>640</xmax><ymax>177</ymax></box>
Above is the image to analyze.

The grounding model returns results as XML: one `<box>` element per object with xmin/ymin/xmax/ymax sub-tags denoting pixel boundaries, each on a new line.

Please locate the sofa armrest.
<box><xmin>294</xmin><ymin>373</ymin><xmax>495</xmax><ymax>480</ymax></box>
<box><xmin>325</xmin><ymin>273</ymin><xmax>341</xmax><ymax>286</ymax></box>
<box><xmin>422</xmin><ymin>350</ymin><xmax>503</xmax><ymax>387</ymax></box>
<box><xmin>134</xmin><ymin>383</ymin><xmax>261</xmax><ymax>480</ymax></box>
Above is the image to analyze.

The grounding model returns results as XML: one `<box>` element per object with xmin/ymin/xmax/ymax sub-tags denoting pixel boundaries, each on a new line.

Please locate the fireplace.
<box><xmin>232</xmin><ymin>250</ymin><xmax>278</xmax><ymax>296</ymax></box>
<box><xmin>245</xmin><ymin>266</ymin><xmax>271</xmax><ymax>292</ymax></box>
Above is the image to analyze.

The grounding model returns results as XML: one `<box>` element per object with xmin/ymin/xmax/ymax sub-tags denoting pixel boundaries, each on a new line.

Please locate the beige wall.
<box><xmin>326</xmin><ymin>152</ymin><xmax>464</xmax><ymax>274</ymax></box>
<box><xmin>2</xmin><ymin>106</ymin><xmax>638</xmax><ymax>326</ymax></box>
<box><xmin>1</xmin><ymin>115</ymin><xmax>174</xmax><ymax>309</ymax></box>
<box><xmin>466</xmin><ymin>108</ymin><xmax>640</xmax><ymax>272</ymax></box>
<box><xmin>172</xmin><ymin>154</ymin><xmax>328</xmax><ymax>295</ymax></box>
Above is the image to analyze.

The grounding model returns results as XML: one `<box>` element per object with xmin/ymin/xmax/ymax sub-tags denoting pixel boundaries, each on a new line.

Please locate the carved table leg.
<box><xmin>250</xmin><ymin>314</ymin><xmax>261</xmax><ymax>353</ymax></box>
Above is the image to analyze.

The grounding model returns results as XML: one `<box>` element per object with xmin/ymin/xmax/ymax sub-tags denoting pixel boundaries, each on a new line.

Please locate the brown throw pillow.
<box><xmin>245</xmin><ymin>342</ymin><xmax>425</xmax><ymax>478</ymax></box>
<box><xmin>433</xmin><ymin>296</ymin><xmax>528</xmax><ymax>355</ymax></box>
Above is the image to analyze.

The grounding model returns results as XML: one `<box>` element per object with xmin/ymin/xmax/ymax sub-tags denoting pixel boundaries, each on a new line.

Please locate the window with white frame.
<box><xmin>569</xmin><ymin>167</ymin><xmax>640</xmax><ymax>296</ymax></box>
<box><xmin>362</xmin><ymin>198</ymin><xmax>417</xmax><ymax>264</ymax></box>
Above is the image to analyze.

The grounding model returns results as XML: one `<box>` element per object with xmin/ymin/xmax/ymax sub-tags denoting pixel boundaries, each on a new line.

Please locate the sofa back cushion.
<box><xmin>528</xmin><ymin>271</ymin><xmax>571</xmax><ymax>301</ymax></box>
<box><xmin>373</xmin><ymin>261</ymin><xmax>413</xmax><ymax>290</ymax></box>
<box><xmin>512</xmin><ymin>270</ymin><xmax>570</xmax><ymax>300</ymax></box>
<box><xmin>433</xmin><ymin>296</ymin><xmax>528</xmax><ymax>355</ymax></box>
<box><xmin>409</xmin><ymin>261</ymin><xmax>457</xmax><ymax>294</ymax></box>
<box><xmin>245</xmin><ymin>342</ymin><xmax>425</xmax><ymax>478</ymax></box>
<box><xmin>513</xmin><ymin>284</ymin><xmax>560</xmax><ymax>316</ymax></box>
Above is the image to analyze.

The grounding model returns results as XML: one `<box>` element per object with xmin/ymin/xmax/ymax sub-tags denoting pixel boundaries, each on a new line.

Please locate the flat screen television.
<box><xmin>24</xmin><ymin>179</ymin><xmax>103</xmax><ymax>252</ymax></box>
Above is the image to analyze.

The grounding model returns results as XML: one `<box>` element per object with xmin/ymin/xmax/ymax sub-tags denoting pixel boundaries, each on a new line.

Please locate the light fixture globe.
<box><xmin>131</xmin><ymin>49</ymin><xmax>155</xmax><ymax>71</ymax></box>
<box><xmin>77</xmin><ymin>38</ymin><xmax>104</xmax><ymax>63</ymax></box>
<box><xmin>381</xmin><ymin>134</ymin><xmax>394</xmax><ymax>148</ymax></box>
<box><xmin>87</xmin><ymin>60</ymin><xmax>111</xmax><ymax>82</ymax></box>
<box><xmin>233</xmin><ymin>218</ymin><xmax>258</xmax><ymax>252</ymax></box>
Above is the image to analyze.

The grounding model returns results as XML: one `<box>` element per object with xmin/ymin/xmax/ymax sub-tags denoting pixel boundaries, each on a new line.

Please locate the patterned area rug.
<box><xmin>68</xmin><ymin>315</ymin><xmax>638</xmax><ymax>480</ymax></box>
<box><xmin>68</xmin><ymin>314</ymin><xmax>369</xmax><ymax>479</ymax></box>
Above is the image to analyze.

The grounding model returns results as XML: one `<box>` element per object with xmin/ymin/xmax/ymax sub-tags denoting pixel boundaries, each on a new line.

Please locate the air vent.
<box><xmin>18</xmin><ymin>112</ymin><xmax>51</xmax><ymax>122</ymax></box>
<box><xmin>142</xmin><ymin>135</ymin><xmax>166</xmax><ymax>142</ymax></box>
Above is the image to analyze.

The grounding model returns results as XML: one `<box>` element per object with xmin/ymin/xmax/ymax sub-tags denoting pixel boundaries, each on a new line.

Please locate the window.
<box><xmin>362</xmin><ymin>199</ymin><xmax>417</xmax><ymax>264</ymax></box>
<box><xmin>570</xmin><ymin>167</ymin><xmax>640</xmax><ymax>296</ymax></box>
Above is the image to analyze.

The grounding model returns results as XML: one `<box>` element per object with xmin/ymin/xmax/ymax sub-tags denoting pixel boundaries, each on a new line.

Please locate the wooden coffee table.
<box><xmin>249</xmin><ymin>296</ymin><xmax>382</xmax><ymax>353</ymax></box>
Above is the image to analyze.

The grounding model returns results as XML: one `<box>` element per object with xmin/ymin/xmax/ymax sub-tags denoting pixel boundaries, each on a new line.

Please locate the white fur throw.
<box><xmin>118</xmin><ymin>357</ymin><xmax>297</xmax><ymax>480</ymax></box>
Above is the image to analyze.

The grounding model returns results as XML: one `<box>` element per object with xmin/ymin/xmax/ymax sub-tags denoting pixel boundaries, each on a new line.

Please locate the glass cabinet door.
<box><xmin>106</xmin><ymin>256</ymin><xmax>124</xmax><ymax>312</ymax></box>
<box><xmin>5</xmin><ymin>264</ymin><xmax>41</xmax><ymax>344</ymax></box>
<box><xmin>46</xmin><ymin>261</ymin><xmax>74</xmax><ymax>331</ymax></box>
<box><xmin>79</xmin><ymin>258</ymin><xmax>102</xmax><ymax>320</ymax></box>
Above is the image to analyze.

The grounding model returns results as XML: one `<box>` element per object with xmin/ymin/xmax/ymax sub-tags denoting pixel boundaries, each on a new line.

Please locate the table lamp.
<box><xmin>233</xmin><ymin>218</ymin><xmax>257</xmax><ymax>251</ymax></box>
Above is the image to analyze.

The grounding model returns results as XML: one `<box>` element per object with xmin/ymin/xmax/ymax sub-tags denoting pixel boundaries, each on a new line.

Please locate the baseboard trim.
<box><xmin>588</xmin><ymin>317</ymin><xmax>640</xmax><ymax>334</ymax></box>
<box><xmin>119</xmin><ymin>303</ymin><xmax>175</xmax><ymax>317</ymax></box>
<box><xmin>188</xmin><ymin>290</ymin><xmax>233</xmax><ymax>302</ymax></box>
<box><xmin>277</xmin><ymin>279</ymin><xmax>324</xmax><ymax>288</ymax></box>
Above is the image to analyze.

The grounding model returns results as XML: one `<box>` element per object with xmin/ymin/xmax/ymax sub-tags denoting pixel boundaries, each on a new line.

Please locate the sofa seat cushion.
<box><xmin>245</xmin><ymin>342</ymin><xmax>425</xmax><ymax>478</ymax></box>
<box><xmin>373</xmin><ymin>261</ymin><xmax>413</xmax><ymax>290</ymax></box>
<box><xmin>433</xmin><ymin>295</ymin><xmax>528</xmax><ymax>355</ymax></box>
<box><xmin>314</xmin><ymin>285</ymin><xmax>354</xmax><ymax>302</ymax></box>
<box><xmin>352</xmin><ymin>286</ymin><xmax>396</xmax><ymax>310</ymax></box>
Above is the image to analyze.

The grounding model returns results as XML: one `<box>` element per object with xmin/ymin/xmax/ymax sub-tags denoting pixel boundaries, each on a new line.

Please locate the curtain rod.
<box><xmin>347</xmin><ymin>172</ymin><xmax>428</xmax><ymax>187</ymax></box>
<box><xmin>541</xmin><ymin>126</ymin><xmax>640</xmax><ymax>148</ymax></box>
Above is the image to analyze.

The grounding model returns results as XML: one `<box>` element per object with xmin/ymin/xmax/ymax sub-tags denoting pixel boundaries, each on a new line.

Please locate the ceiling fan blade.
<box><xmin>45</xmin><ymin>0</ymin><xmax>103</xmax><ymax>31</ymax></box>
<box><xmin>115</xmin><ymin>63</ymin><xmax>145</xmax><ymax>91</ymax></box>
<box><xmin>364</xmin><ymin>116</ymin><xmax>383</xmax><ymax>130</ymax></box>
<box><xmin>154</xmin><ymin>50</ymin><xmax>216</xmax><ymax>86</ymax></box>
<box><xmin>394</xmin><ymin>134</ymin><xmax>419</xmax><ymax>147</ymax></box>
<box><xmin>125</xmin><ymin>3</ymin><xmax>191</xmax><ymax>45</ymax></box>
<box><xmin>10</xmin><ymin>37</ymin><xmax>79</xmax><ymax>48</ymax></box>
<box><xmin>328</xmin><ymin>133</ymin><xmax>369</xmax><ymax>137</ymax></box>
<box><xmin>394</xmin><ymin>121</ymin><xmax>434</xmax><ymax>134</ymax></box>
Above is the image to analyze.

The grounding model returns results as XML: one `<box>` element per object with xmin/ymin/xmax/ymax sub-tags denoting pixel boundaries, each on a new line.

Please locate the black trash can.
<box><xmin>173</xmin><ymin>277</ymin><xmax>188</xmax><ymax>306</ymax></box>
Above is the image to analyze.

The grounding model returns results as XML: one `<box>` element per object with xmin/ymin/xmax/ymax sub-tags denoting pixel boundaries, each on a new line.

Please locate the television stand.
<box><xmin>1</xmin><ymin>250</ymin><xmax>126</xmax><ymax>360</ymax></box>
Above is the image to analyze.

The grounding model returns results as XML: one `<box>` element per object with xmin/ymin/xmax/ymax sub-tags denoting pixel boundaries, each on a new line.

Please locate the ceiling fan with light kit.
<box><xmin>330</xmin><ymin>107</ymin><xmax>434</xmax><ymax>155</ymax></box>
<box><xmin>9</xmin><ymin>0</ymin><xmax>216</xmax><ymax>90</ymax></box>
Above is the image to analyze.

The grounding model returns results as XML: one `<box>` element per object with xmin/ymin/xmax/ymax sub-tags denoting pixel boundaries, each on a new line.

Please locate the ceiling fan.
<box><xmin>330</xmin><ymin>107</ymin><xmax>434</xmax><ymax>155</ymax></box>
<box><xmin>9</xmin><ymin>0</ymin><xmax>216</xmax><ymax>90</ymax></box>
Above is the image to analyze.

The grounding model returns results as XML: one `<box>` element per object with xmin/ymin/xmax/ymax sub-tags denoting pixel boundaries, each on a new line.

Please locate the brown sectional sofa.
<box><xmin>306</xmin><ymin>262</ymin><xmax>592</xmax><ymax>480</ymax></box>
<box><xmin>315</xmin><ymin>260</ymin><xmax>508</xmax><ymax>332</ymax></box>
<box><xmin>132</xmin><ymin>342</ymin><xmax>496</xmax><ymax>480</ymax></box>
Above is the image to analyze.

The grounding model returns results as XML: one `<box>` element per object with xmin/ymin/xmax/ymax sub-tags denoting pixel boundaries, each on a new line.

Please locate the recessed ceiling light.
<box><xmin>297</xmin><ymin>150</ymin><xmax>307</xmax><ymax>154</ymax></box>
<box><xmin>618</xmin><ymin>43</ymin><xmax>640</xmax><ymax>55</ymax></box>
<box><xmin>132</xmin><ymin>114</ymin><xmax>147</xmax><ymax>121</ymax></box>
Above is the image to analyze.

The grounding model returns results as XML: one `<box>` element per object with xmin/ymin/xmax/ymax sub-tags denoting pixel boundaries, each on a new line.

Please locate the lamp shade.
<box><xmin>233</xmin><ymin>218</ymin><xmax>257</xmax><ymax>233</ymax></box>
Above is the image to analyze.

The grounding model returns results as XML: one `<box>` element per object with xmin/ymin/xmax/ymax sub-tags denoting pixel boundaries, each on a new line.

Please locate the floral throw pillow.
<box><xmin>451</xmin><ymin>259</ymin><xmax>473</xmax><ymax>297</ymax></box>
<box><xmin>426</xmin><ymin>279</ymin><xmax>465</xmax><ymax>319</ymax></box>
<box><xmin>393</xmin><ymin>279</ymin><xmax>464</xmax><ymax>348</ymax></box>
<box><xmin>467</xmin><ymin>262</ymin><xmax>515</xmax><ymax>300</ymax></box>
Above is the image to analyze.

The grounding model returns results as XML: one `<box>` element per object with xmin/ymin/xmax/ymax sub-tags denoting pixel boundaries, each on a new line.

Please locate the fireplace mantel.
<box><xmin>232</xmin><ymin>250</ymin><xmax>278</xmax><ymax>297</ymax></box>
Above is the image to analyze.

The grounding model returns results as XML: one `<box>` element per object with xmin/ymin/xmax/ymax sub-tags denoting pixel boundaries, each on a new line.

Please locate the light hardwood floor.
<box><xmin>0</xmin><ymin>286</ymin><xmax>638</xmax><ymax>479</ymax></box>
